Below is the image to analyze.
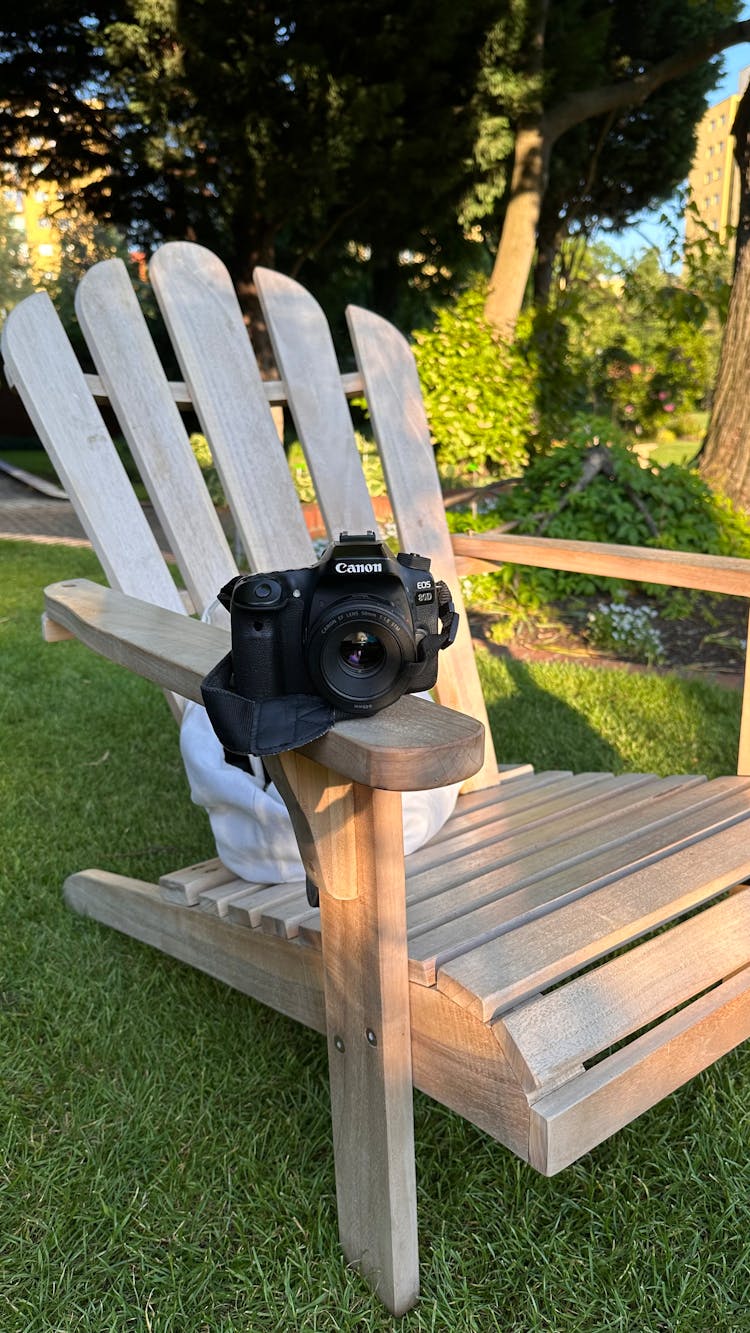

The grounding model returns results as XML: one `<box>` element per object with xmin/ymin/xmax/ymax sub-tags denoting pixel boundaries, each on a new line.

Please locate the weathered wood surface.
<box><xmin>502</xmin><ymin>888</ymin><xmax>750</xmax><ymax>1095</ymax></box>
<box><xmin>43</xmin><ymin>579</ymin><xmax>485</xmax><ymax>791</ymax></box>
<box><xmin>255</xmin><ymin>267</ymin><xmax>376</xmax><ymax>539</ymax></box>
<box><xmin>1</xmin><ymin>292</ymin><xmax>185</xmax><ymax>616</ymax></box>
<box><xmin>443</xmin><ymin>808</ymin><xmax>750</xmax><ymax>1020</ymax></box>
<box><xmin>150</xmin><ymin>242</ymin><xmax>313</xmax><ymax>572</ymax></box>
<box><xmin>347</xmin><ymin>304</ymin><xmax>497</xmax><ymax>790</ymax></box>
<box><xmin>529</xmin><ymin>961</ymin><xmax>750</xmax><ymax>1175</ymax></box>
<box><xmin>451</xmin><ymin>531</ymin><xmax>750</xmax><ymax>597</ymax></box>
<box><xmin>76</xmin><ymin>257</ymin><xmax>237</xmax><ymax>617</ymax></box>
<box><xmin>276</xmin><ymin>754</ymin><xmax>419</xmax><ymax>1314</ymax></box>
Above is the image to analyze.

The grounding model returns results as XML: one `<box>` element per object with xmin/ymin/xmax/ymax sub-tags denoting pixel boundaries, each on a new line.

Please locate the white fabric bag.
<box><xmin>179</xmin><ymin>698</ymin><xmax>460</xmax><ymax>883</ymax></box>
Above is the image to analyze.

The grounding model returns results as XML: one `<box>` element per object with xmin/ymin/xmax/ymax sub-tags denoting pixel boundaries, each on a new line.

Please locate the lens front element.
<box><xmin>338</xmin><ymin>630</ymin><xmax>386</xmax><ymax>674</ymax></box>
<box><xmin>308</xmin><ymin>604</ymin><xmax>415</xmax><ymax>711</ymax></box>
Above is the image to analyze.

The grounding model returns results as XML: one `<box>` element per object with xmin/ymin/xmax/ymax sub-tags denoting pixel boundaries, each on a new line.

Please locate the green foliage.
<box><xmin>189</xmin><ymin>433</ymin><xmax>226</xmax><ymax>507</ymax></box>
<box><xmin>559</xmin><ymin>243</ymin><xmax>727</xmax><ymax>437</ymax></box>
<box><xmin>449</xmin><ymin>420</ymin><xmax>750</xmax><ymax>606</ymax></box>
<box><xmin>0</xmin><ymin>192</ymin><xmax>33</xmax><ymax>317</ymax></box>
<box><xmin>412</xmin><ymin>286</ymin><xmax>539</xmax><ymax>477</ymax></box>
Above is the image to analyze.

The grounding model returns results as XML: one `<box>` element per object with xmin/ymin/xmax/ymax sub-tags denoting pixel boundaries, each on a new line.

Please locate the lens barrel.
<box><xmin>307</xmin><ymin>603</ymin><xmax>415</xmax><ymax>711</ymax></box>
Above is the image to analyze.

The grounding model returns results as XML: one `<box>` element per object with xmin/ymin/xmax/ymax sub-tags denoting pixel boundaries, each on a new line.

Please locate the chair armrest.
<box><xmin>44</xmin><ymin>579</ymin><xmax>485</xmax><ymax>791</ymax></box>
<box><xmin>451</xmin><ymin>532</ymin><xmax>750</xmax><ymax>598</ymax></box>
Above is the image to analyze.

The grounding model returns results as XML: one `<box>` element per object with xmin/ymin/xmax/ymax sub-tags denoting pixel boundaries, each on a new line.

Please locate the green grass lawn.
<box><xmin>3</xmin><ymin>539</ymin><xmax>750</xmax><ymax>1332</ymax></box>
<box><xmin>646</xmin><ymin>439</ymin><xmax>702</xmax><ymax>468</ymax></box>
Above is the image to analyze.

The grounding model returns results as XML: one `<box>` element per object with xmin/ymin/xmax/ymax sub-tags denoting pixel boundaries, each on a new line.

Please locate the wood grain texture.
<box><xmin>313</xmin><ymin>778</ymin><xmax>420</xmax><ymax>1314</ymax></box>
<box><xmin>449</xmin><ymin>809</ymin><xmax>750</xmax><ymax>1020</ymax></box>
<box><xmin>451</xmin><ymin>531</ymin><xmax>750</xmax><ymax>597</ymax></box>
<box><xmin>43</xmin><ymin>579</ymin><xmax>484</xmax><ymax>790</ymax></box>
<box><xmin>346</xmin><ymin>304</ymin><xmax>498</xmax><ymax>791</ymax></box>
<box><xmin>255</xmin><ymin>268</ymin><xmax>376</xmax><ymax>537</ymax></box>
<box><xmin>404</xmin><ymin>773</ymin><xmax>666</xmax><ymax>906</ymax></box>
<box><xmin>408</xmin><ymin>777</ymin><xmax>748</xmax><ymax>985</ymax></box>
<box><xmin>502</xmin><ymin>889</ymin><xmax>750</xmax><ymax>1093</ymax></box>
<box><xmin>1</xmin><ymin>291</ymin><xmax>185</xmax><ymax>617</ymax></box>
<box><xmin>268</xmin><ymin>753</ymin><xmax>361</xmax><ymax>901</ymax></box>
<box><xmin>529</xmin><ymin>963</ymin><xmax>750</xmax><ymax>1175</ymax></box>
<box><xmin>76</xmin><ymin>258</ymin><xmax>238</xmax><ymax>615</ymax></box>
<box><xmin>149</xmin><ymin>242</ymin><xmax>313</xmax><ymax>571</ymax></box>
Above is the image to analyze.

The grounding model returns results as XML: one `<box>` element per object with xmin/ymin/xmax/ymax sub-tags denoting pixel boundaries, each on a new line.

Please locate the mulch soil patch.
<box><xmin>470</xmin><ymin>592</ymin><xmax>748</xmax><ymax>689</ymax></box>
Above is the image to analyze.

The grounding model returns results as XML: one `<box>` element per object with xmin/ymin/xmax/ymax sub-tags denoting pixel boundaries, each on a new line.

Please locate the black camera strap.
<box><xmin>201</xmin><ymin>652</ymin><xmax>344</xmax><ymax>758</ymax></box>
<box><xmin>404</xmin><ymin>581</ymin><xmax>459</xmax><ymax>679</ymax></box>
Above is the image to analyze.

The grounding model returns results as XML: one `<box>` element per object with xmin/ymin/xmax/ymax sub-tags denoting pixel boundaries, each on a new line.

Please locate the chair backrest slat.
<box><xmin>149</xmin><ymin>242</ymin><xmax>313</xmax><ymax>572</ymax></box>
<box><xmin>346</xmin><ymin>304</ymin><xmax>498</xmax><ymax>787</ymax></box>
<box><xmin>254</xmin><ymin>267</ymin><xmax>376</xmax><ymax>538</ymax></box>
<box><xmin>1</xmin><ymin>291</ymin><xmax>185</xmax><ymax>617</ymax></box>
<box><xmin>75</xmin><ymin>258</ymin><xmax>237</xmax><ymax>615</ymax></box>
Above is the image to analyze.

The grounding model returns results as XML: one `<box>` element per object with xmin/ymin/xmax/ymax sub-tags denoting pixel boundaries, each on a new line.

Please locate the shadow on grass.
<box><xmin>481</xmin><ymin>654</ymin><xmax>626</xmax><ymax>773</ymax></box>
<box><xmin>477</xmin><ymin>649</ymin><xmax>742</xmax><ymax>779</ymax></box>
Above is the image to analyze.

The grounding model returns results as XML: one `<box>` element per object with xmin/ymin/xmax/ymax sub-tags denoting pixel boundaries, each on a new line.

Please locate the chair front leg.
<box><xmin>269</xmin><ymin>751</ymin><xmax>420</xmax><ymax>1315</ymax></box>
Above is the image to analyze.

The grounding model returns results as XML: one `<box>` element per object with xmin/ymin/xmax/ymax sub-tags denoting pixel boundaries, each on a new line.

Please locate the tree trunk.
<box><xmin>699</xmin><ymin>84</ymin><xmax>750</xmax><ymax>506</ymax></box>
<box><xmin>484</xmin><ymin>121</ymin><xmax>550</xmax><ymax>339</ymax></box>
<box><xmin>483</xmin><ymin>17</ymin><xmax>750</xmax><ymax>341</ymax></box>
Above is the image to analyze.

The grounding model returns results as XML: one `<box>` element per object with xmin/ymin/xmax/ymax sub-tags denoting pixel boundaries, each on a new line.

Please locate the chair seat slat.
<box><xmin>412</xmin><ymin>781</ymin><xmax>750</xmax><ymax>991</ymax></box>
<box><xmin>503</xmin><ymin>888</ymin><xmax>750</xmax><ymax>1092</ymax></box>
<box><xmin>439</xmin><ymin>806</ymin><xmax>750</xmax><ymax>1020</ymax></box>
<box><xmin>407</xmin><ymin>775</ymin><xmax>713</xmax><ymax>938</ymax></box>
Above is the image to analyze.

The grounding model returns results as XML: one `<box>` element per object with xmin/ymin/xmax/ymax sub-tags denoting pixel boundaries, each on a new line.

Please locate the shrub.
<box><xmin>448</xmin><ymin>417</ymin><xmax>750</xmax><ymax>607</ymax></box>
<box><xmin>411</xmin><ymin>285</ymin><xmax>538</xmax><ymax>479</ymax></box>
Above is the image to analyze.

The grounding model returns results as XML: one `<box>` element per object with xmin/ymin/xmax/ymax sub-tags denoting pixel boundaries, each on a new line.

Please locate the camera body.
<box><xmin>225</xmin><ymin>531</ymin><xmax>455</xmax><ymax>715</ymax></box>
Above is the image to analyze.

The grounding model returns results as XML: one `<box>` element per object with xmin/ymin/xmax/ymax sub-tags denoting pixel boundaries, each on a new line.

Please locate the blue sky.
<box><xmin>608</xmin><ymin>15</ymin><xmax>750</xmax><ymax>261</ymax></box>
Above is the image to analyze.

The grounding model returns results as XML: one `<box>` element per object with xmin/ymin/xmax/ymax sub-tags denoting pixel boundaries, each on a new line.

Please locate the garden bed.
<box><xmin>470</xmin><ymin>591</ymin><xmax>748</xmax><ymax>687</ymax></box>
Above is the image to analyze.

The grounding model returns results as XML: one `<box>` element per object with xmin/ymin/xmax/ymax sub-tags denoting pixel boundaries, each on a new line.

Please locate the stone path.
<box><xmin>0</xmin><ymin>470</ymin><xmax>182</xmax><ymax>553</ymax></box>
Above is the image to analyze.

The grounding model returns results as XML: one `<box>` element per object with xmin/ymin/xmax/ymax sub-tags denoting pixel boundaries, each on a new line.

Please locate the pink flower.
<box><xmin>664</xmin><ymin>403</ymin><xmax>675</xmax><ymax>413</ymax></box>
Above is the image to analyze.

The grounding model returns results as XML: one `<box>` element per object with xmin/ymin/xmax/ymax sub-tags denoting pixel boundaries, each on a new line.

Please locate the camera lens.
<box><xmin>308</xmin><ymin>604</ymin><xmax>416</xmax><ymax>712</ymax></box>
<box><xmin>338</xmin><ymin>630</ymin><xmax>385</xmax><ymax>673</ymax></box>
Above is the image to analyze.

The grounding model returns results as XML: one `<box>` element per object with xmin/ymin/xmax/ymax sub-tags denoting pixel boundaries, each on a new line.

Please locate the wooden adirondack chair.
<box><xmin>4</xmin><ymin>241</ymin><xmax>750</xmax><ymax>1315</ymax></box>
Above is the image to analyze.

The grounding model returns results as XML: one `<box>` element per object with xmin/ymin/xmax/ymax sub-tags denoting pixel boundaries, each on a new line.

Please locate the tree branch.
<box><xmin>545</xmin><ymin>18</ymin><xmax>750</xmax><ymax>145</ymax></box>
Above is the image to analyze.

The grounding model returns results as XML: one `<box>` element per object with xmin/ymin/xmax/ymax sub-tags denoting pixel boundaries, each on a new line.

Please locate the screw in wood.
<box><xmin>333</xmin><ymin>1034</ymin><xmax>345</xmax><ymax>1053</ymax></box>
<box><xmin>366</xmin><ymin>1028</ymin><xmax>378</xmax><ymax>1046</ymax></box>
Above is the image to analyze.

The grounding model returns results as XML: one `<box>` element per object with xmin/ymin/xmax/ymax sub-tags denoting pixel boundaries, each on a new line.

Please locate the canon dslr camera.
<box><xmin>220</xmin><ymin>531</ymin><xmax>458</xmax><ymax>715</ymax></box>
